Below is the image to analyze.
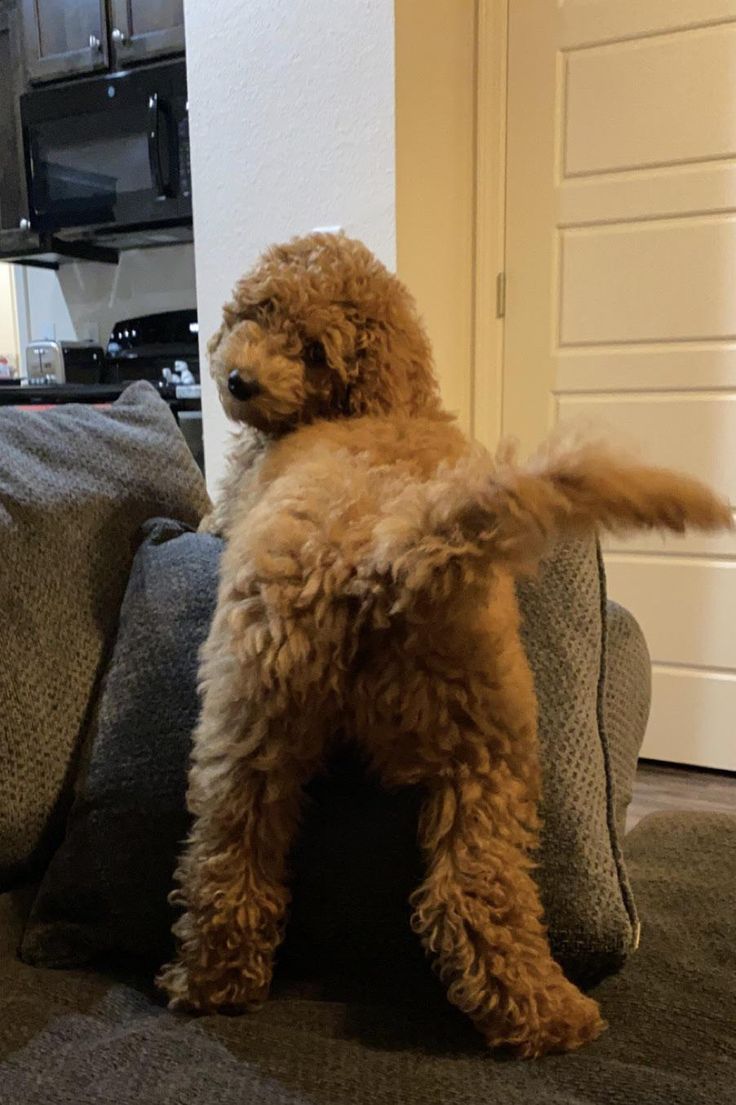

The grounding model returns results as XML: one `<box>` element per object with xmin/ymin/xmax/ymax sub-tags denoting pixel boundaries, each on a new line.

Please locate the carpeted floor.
<box><xmin>0</xmin><ymin>812</ymin><xmax>734</xmax><ymax>1105</ymax></box>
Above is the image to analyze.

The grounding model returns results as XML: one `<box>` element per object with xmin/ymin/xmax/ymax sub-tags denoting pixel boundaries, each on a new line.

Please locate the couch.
<box><xmin>0</xmin><ymin>385</ymin><xmax>733</xmax><ymax>1105</ymax></box>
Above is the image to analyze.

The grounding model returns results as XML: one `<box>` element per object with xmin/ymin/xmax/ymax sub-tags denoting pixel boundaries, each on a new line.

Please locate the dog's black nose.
<box><xmin>227</xmin><ymin>370</ymin><xmax>261</xmax><ymax>401</ymax></box>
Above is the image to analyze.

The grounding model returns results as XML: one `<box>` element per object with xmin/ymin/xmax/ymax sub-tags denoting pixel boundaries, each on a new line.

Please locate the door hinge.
<box><xmin>492</xmin><ymin>271</ymin><xmax>503</xmax><ymax>320</ymax></box>
<box><xmin>496</xmin><ymin>271</ymin><xmax>506</xmax><ymax>319</ymax></box>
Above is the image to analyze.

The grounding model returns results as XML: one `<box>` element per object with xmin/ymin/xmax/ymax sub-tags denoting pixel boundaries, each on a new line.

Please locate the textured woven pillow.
<box><xmin>0</xmin><ymin>384</ymin><xmax>209</xmax><ymax>888</ymax></box>
<box><xmin>517</xmin><ymin>544</ymin><xmax>645</xmax><ymax>982</ymax></box>
<box><xmin>21</xmin><ymin>527</ymin><xmax>648</xmax><ymax>985</ymax></box>
<box><xmin>604</xmin><ymin>601</ymin><xmax>652</xmax><ymax>843</ymax></box>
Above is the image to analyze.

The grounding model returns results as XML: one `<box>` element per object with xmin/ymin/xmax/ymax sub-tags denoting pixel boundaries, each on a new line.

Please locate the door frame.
<box><xmin>396</xmin><ymin>0</ymin><xmax>478</xmax><ymax>434</ymax></box>
<box><xmin>472</xmin><ymin>0</ymin><xmax>508</xmax><ymax>451</ymax></box>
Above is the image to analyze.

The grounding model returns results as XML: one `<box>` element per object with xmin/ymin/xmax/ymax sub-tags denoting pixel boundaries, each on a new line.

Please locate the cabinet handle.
<box><xmin>111</xmin><ymin>28</ymin><xmax>129</xmax><ymax>46</ymax></box>
<box><xmin>89</xmin><ymin>34</ymin><xmax>101</xmax><ymax>52</ymax></box>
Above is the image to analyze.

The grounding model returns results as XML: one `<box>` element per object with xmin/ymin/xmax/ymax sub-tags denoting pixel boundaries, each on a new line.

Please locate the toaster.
<box><xmin>25</xmin><ymin>340</ymin><xmax>105</xmax><ymax>385</ymax></box>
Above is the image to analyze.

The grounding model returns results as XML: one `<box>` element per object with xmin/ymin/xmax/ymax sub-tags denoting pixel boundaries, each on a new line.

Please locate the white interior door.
<box><xmin>504</xmin><ymin>0</ymin><xmax>736</xmax><ymax>770</ymax></box>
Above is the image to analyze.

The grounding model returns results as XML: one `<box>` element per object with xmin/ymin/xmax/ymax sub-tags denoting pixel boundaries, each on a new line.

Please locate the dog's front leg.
<box><xmin>157</xmin><ymin>597</ymin><xmax>332</xmax><ymax>1013</ymax></box>
<box><xmin>158</xmin><ymin>751</ymin><xmax>306</xmax><ymax>1013</ymax></box>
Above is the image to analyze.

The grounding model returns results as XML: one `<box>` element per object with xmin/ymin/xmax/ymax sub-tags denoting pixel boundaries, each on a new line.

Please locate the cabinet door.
<box><xmin>109</xmin><ymin>0</ymin><xmax>184</xmax><ymax>67</ymax></box>
<box><xmin>0</xmin><ymin>5</ymin><xmax>25</xmax><ymax>228</ymax></box>
<box><xmin>21</xmin><ymin>0</ymin><xmax>108</xmax><ymax>82</ymax></box>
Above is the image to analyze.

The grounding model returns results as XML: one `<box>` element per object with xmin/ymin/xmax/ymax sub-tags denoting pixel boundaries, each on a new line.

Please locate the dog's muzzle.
<box><xmin>227</xmin><ymin>370</ymin><xmax>262</xmax><ymax>402</ymax></box>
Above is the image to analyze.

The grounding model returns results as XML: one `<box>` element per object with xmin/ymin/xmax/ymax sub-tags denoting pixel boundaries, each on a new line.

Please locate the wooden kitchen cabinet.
<box><xmin>21</xmin><ymin>0</ymin><xmax>183</xmax><ymax>83</ymax></box>
<box><xmin>0</xmin><ymin>0</ymin><xmax>27</xmax><ymax>229</ymax></box>
<box><xmin>21</xmin><ymin>0</ymin><xmax>109</xmax><ymax>82</ymax></box>
<box><xmin>108</xmin><ymin>0</ymin><xmax>184</xmax><ymax>67</ymax></box>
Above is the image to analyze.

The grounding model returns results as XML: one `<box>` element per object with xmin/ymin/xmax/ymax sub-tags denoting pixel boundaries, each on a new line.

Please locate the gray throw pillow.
<box><xmin>0</xmin><ymin>383</ymin><xmax>209</xmax><ymax>888</ymax></box>
<box><xmin>603</xmin><ymin>602</ymin><xmax>651</xmax><ymax>843</ymax></box>
<box><xmin>21</xmin><ymin>526</ymin><xmax>648</xmax><ymax>986</ymax></box>
<box><xmin>518</xmin><ymin>543</ymin><xmax>644</xmax><ymax>982</ymax></box>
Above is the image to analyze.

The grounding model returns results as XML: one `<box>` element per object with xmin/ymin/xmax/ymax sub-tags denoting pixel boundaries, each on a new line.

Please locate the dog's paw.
<box><xmin>512</xmin><ymin>981</ymin><xmax>606</xmax><ymax>1059</ymax></box>
<box><xmin>156</xmin><ymin>959</ymin><xmax>267</xmax><ymax>1015</ymax></box>
<box><xmin>156</xmin><ymin>959</ymin><xmax>200</xmax><ymax>1012</ymax></box>
<box><xmin>197</xmin><ymin>512</ymin><xmax>224</xmax><ymax>537</ymax></box>
<box><xmin>478</xmin><ymin>976</ymin><xmax>605</xmax><ymax>1059</ymax></box>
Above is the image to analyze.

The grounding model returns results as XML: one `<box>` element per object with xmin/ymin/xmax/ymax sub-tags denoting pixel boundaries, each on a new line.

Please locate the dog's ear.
<box><xmin>346</xmin><ymin>313</ymin><xmax>440</xmax><ymax>419</ymax></box>
<box><xmin>311</xmin><ymin>328</ymin><xmax>356</xmax><ymax>416</ymax></box>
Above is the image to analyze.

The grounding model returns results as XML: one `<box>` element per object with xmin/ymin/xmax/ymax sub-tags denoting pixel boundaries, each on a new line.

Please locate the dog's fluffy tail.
<box><xmin>375</xmin><ymin>440</ymin><xmax>733</xmax><ymax>607</ymax></box>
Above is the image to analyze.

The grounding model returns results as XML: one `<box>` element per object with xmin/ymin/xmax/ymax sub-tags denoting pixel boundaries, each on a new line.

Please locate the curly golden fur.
<box><xmin>157</xmin><ymin>233</ymin><xmax>733</xmax><ymax>1057</ymax></box>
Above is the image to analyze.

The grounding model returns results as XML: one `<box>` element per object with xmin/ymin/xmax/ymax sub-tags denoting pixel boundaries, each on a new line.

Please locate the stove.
<box><xmin>4</xmin><ymin>309</ymin><xmax>204</xmax><ymax>472</ymax></box>
<box><xmin>104</xmin><ymin>308</ymin><xmax>199</xmax><ymax>385</ymax></box>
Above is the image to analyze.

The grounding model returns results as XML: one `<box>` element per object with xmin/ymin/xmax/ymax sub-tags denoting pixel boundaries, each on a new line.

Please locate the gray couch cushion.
<box><xmin>0</xmin><ymin>384</ymin><xmax>209</xmax><ymax>887</ymax></box>
<box><xmin>21</xmin><ymin>528</ymin><xmax>648</xmax><ymax>986</ymax></box>
<box><xmin>4</xmin><ymin>813</ymin><xmax>735</xmax><ymax>1105</ymax></box>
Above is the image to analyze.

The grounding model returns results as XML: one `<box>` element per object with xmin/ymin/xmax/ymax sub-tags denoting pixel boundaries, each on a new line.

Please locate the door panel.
<box><xmin>128</xmin><ymin>0</ymin><xmax>182</xmax><ymax>36</ymax></box>
<box><xmin>646</xmin><ymin>669</ymin><xmax>736</xmax><ymax>771</ymax></box>
<box><xmin>558</xmin><ymin>394</ymin><xmax>736</xmax><ymax>500</ymax></box>
<box><xmin>22</xmin><ymin>0</ymin><xmax>108</xmax><ymax>82</ymax></box>
<box><xmin>564</xmin><ymin>23</ymin><xmax>736</xmax><ymax>176</ymax></box>
<box><xmin>0</xmin><ymin>7</ymin><xmax>24</xmax><ymax>230</ymax></box>
<box><xmin>558</xmin><ymin>0</ymin><xmax>736</xmax><ymax>48</ymax></box>
<box><xmin>605</xmin><ymin>557</ymin><xmax>736</xmax><ymax>669</ymax></box>
<box><xmin>505</xmin><ymin>0</ymin><xmax>736</xmax><ymax>768</ymax></box>
<box><xmin>604</xmin><ymin>528</ymin><xmax>736</xmax><ymax>558</ymax></box>
<box><xmin>109</xmin><ymin>0</ymin><xmax>184</xmax><ymax>67</ymax></box>
<box><xmin>560</xmin><ymin>217</ymin><xmax>736</xmax><ymax>344</ymax></box>
<box><xmin>557</xmin><ymin>344</ymin><xmax>736</xmax><ymax>393</ymax></box>
<box><xmin>559</xmin><ymin>162</ymin><xmax>736</xmax><ymax>226</ymax></box>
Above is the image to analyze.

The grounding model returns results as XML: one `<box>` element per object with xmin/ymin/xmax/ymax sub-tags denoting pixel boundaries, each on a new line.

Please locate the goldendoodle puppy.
<box><xmin>158</xmin><ymin>233</ymin><xmax>732</xmax><ymax>1057</ymax></box>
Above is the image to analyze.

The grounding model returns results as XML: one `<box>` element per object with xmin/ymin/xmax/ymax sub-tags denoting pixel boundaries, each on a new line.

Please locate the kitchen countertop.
<box><xmin>0</xmin><ymin>383</ymin><xmax>127</xmax><ymax>406</ymax></box>
<box><xmin>0</xmin><ymin>382</ymin><xmax>201</xmax><ymax>408</ymax></box>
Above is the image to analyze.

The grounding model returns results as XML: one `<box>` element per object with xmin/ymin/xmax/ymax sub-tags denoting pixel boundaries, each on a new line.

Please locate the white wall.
<box><xmin>14</xmin><ymin>244</ymin><xmax>196</xmax><ymax>364</ymax></box>
<box><xmin>183</xmin><ymin>0</ymin><xmax>396</xmax><ymax>492</ymax></box>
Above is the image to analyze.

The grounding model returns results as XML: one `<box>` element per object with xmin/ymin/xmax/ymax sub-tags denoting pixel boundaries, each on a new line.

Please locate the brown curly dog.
<box><xmin>158</xmin><ymin>233</ymin><xmax>732</xmax><ymax>1057</ymax></box>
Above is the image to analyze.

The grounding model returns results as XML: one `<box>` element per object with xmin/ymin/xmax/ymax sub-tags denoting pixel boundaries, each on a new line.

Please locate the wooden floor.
<box><xmin>627</xmin><ymin>760</ymin><xmax>736</xmax><ymax>831</ymax></box>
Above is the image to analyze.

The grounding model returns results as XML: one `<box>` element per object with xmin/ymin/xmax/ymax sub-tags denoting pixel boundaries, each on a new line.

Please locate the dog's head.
<box><xmin>209</xmin><ymin>233</ymin><xmax>440</xmax><ymax>433</ymax></box>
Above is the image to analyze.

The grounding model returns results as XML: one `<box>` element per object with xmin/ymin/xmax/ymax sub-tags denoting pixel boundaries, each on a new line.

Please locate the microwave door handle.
<box><xmin>147</xmin><ymin>92</ymin><xmax>177</xmax><ymax>199</ymax></box>
<box><xmin>148</xmin><ymin>92</ymin><xmax>165</xmax><ymax>197</ymax></box>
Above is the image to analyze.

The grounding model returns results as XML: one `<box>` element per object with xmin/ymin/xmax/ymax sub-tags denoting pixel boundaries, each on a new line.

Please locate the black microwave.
<box><xmin>20</xmin><ymin>60</ymin><xmax>191</xmax><ymax>238</ymax></box>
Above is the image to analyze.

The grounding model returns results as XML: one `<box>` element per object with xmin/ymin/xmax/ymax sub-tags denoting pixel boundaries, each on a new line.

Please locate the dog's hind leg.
<box><xmin>157</xmin><ymin>577</ymin><xmax>341</xmax><ymax>1014</ymax></box>
<box><xmin>352</xmin><ymin>576</ymin><xmax>604</xmax><ymax>1057</ymax></box>
<box><xmin>408</xmin><ymin>765</ymin><xmax>604</xmax><ymax>1057</ymax></box>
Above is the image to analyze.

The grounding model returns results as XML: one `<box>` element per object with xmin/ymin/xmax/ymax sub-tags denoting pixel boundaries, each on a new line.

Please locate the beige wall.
<box><xmin>395</xmin><ymin>0</ymin><xmax>478</xmax><ymax>433</ymax></box>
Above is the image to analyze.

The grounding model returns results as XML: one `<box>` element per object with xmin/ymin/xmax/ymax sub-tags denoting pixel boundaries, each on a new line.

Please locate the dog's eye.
<box><xmin>303</xmin><ymin>340</ymin><xmax>327</xmax><ymax>367</ymax></box>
